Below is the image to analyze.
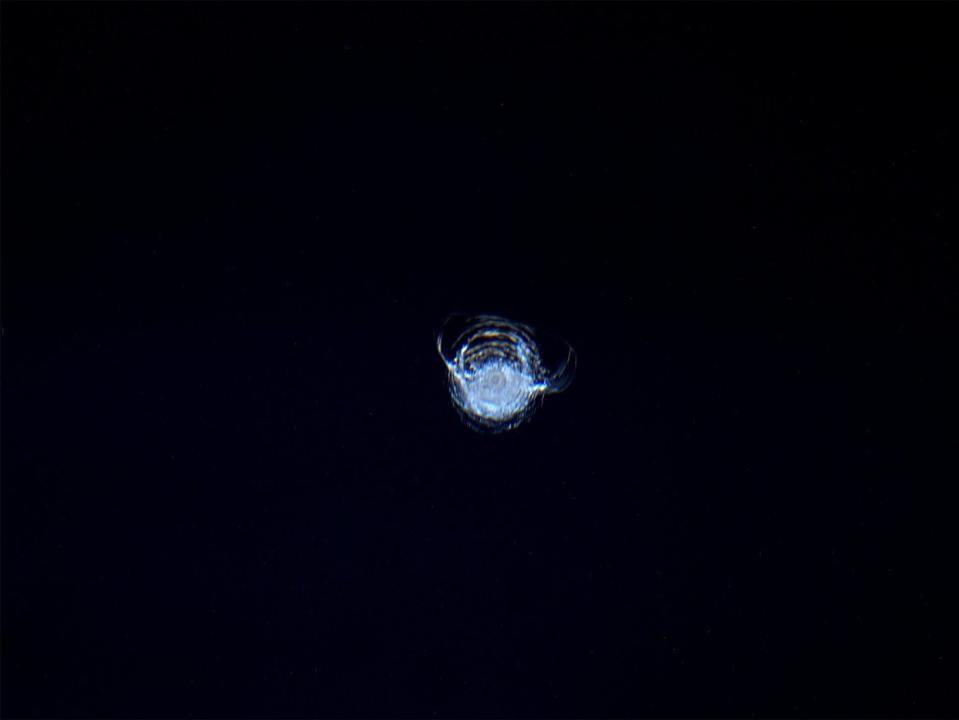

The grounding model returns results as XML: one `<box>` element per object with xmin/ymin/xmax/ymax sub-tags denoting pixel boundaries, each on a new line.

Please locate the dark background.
<box><xmin>2</xmin><ymin>3</ymin><xmax>957</xmax><ymax>717</ymax></box>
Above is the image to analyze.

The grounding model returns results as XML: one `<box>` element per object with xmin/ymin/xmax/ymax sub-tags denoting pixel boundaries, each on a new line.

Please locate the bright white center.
<box><xmin>460</xmin><ymin>362</ymin><xmax>533</xmax><ymax>421</ymax></box>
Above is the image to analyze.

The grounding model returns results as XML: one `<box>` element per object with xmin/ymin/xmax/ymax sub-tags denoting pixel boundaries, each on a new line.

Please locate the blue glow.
<box><xmin>436</xmin><ymin>315</ymin><xmax>575</xmax><ymax>432</ymax></box>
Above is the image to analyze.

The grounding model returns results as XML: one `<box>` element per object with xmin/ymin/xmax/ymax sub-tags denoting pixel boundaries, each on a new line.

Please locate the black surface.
<box><xmin>2</xmin><ymin>3</ymin><xmax>957</xmax><ymax>717</ymax></box>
